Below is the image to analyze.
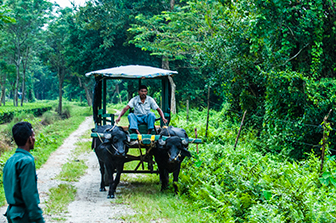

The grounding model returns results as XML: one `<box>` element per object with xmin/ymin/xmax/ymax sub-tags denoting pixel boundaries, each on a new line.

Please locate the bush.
<box><xmin>174</xmin><ymin>108</ymin><xmax>336</xmax><ymax>222</ymax></box>
<box><xmin>262</xmin><ymin>71</ymin><xmax>336</xmax><ymax>159</ymax></box>
<box><xmin>61</xmin><ymin>105</ymin><xmax>71</xmax><ymax>119</ymax></box>
<box><xmin>0</xmin><ymin>104</ymin><xmax>52</xmax><ymax>124</ymax></box>
<box><xmin>41</xmin><ymin>111</ymin><xmax>60</xmax><ymax>125</ymax></box>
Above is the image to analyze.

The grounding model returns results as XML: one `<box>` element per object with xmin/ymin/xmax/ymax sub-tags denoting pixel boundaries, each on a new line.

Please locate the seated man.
<box><xmin>115</xmin><ymin>85</ymin><xmax>168</xmax><ymax>134</ymax></box>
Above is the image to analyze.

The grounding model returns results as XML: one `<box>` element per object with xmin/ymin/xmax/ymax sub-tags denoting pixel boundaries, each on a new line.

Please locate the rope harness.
<box><xmin>161</xmin><ymin>126</ymin><xmax>186</xmax><ymax>161</ymax></box>
<box><xmin>96</xmin><ymin>124</ymin><xmax>127</xmax><ymax>156</ymax></box>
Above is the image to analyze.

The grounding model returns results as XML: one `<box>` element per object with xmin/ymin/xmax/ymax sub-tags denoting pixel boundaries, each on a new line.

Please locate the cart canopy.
<box><xmin>85</xmin><ymin>65</ymin><xmax>177</xmax><ymax>79</ymax></box>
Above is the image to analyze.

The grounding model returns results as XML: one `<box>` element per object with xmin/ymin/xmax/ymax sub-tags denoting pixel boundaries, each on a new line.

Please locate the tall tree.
<box><xmin>0</xmin><ymin>60</ymin><xmax>15</xmax><ymax>105</ymax></box>
<box><xmin>62</xmin><ymin>0</ymin><xmax>167</xmax><ymax>105</ymax></box>
<box><xmin>4</xmin><ymin>0</ymin><xmax>52</xmax><ymax>106</ymax></box>
<box><xmin>43</xmin><ymin>7</ymin><xmax>72</xmax><ymax>114</ymax></box>
<box><xmin>128</xmin><ymin>0</ymin><xmax>209</xmax><ymax>109</ymax></box>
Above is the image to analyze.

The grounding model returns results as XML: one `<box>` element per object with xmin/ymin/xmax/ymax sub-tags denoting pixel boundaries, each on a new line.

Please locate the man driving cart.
<box><xmin>115</xmin><ymin>85</ymin><xmax>168</xmax><ymax>134</ymax></box>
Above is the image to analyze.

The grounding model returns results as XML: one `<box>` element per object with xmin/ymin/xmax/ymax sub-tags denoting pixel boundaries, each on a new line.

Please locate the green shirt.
<box><xmin>3</xmin><ymin>148</ymin><xmax>44</xmax><ymax>223</ymax></box>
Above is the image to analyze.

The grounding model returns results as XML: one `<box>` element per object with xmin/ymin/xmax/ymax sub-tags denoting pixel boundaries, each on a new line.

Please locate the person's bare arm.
<box><xmin>115</xmin><ymin>105</ymin><xmax>130</xmax><ymax>124</ymax></box>
<box><xmin>156</xmin><ymin>108</ymin><xmax>168</xmax><ymax>124</ymax></box>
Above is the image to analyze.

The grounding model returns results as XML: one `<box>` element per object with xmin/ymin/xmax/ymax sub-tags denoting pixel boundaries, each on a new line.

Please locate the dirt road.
<box><xmin>0</xmin><ymin>117</ymin><xmax>135</xmax><ymax>223</ymax></box>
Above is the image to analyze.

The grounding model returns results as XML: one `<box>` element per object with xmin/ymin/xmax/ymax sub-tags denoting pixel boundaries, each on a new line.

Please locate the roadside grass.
<box><xmin>119</xmin><ymin>174</ymin><xmax>207</xmax><ymax>223</ymax></box>
<box><xmin>0</xmin><ymin>104</ymin><xmax>92</xmax><ymax>206</ymax></box>
<box><xmin>55</xmin><ymin>159</ymin><xmax>87</xmax><ymax>182</ymax></box>
<box><xmin>120</xmin><ymin>145</ymin><xmax>207</xmax><ymax>222</ymax></box>
<box><xmin>44</xmin><ymin>183</ymin><xmax>76</xmax><ymax>219</ymax></box>
<box><xmin>56</xmin><ymin>134</ymin><xmax>92</xmax><ymax>182</ymax></box>
<box><xmin>45</xmin><ymin>126</ymin><xmax>93</xmax><ymax>216</ymax></box>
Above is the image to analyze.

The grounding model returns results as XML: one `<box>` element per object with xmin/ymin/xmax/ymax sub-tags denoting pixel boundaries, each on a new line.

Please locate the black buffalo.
<box><xmin>92</xmin><ymin>125</ymin><xmax>130</xmax><ymax>198</ymax></box>
<box><xmin>154</xmin><ymin>126</ymin><xmax>191</xmax><ymax>193</ymax></box>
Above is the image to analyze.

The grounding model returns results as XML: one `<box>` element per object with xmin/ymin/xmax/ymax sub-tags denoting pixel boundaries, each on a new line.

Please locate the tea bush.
<box><xmin>0</xmin><ymin>104</ymin><xmax>52</xmax><ymax>124</ymax></box>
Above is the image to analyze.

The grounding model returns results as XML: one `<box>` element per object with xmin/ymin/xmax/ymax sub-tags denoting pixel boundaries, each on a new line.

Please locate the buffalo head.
<box><xmin>158</xmin><ymin>135</ymin><xmax>191</xmax><ymax>164</ymax></box>
<box><xmin>99</xmin><ymin>126</ymin><xmax>130</xmax><ymax>157</ymax></box>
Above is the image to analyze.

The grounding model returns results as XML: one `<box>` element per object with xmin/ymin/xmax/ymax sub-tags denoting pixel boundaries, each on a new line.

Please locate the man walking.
<box><xmin>115</xmin><ymin>85</ymin><xmax>168</xmax><ymax>134</ymax></box>
<box><xmin>3</xmin><ymin>122</ymin><xmax>44</xmax><ymax>223</ymax></box>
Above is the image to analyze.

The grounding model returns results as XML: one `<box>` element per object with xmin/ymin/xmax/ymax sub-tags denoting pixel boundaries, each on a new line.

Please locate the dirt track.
<box><xmin>0</xmin><ymin>117</ymin><xmax>135</xmax><ymax>223</ymax></box>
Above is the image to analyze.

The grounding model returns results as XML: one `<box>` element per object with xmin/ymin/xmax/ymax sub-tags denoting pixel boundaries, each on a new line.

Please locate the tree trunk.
<box><xmin>78</xmin><ymin>76</ymin><xmax>92</xmax><ymax>106</ymax></box>
<box><xmin>161</xmin><ymin>0</ymin><xmax>177</xmax><ymax>114</ymax></box>
<box><xmin>14</xmin><ymin>67</ymin><xmax>19</xmax><ymax>107</ymax></box>
<box><xmin>21</xmin><ymin>47</ymin><xmax>30</xmax><ymax>106</ymax></box>
<box><xmin>0</xmin><ymin>72</ymin><xmax>6</xmax><ymax>106</ymax></box>
<box><xmin>20</xmin><ymin>69</ymin><xmax>26</xmax><ymax>106</ymax></box>
<box><xmin>14</xmin><ymin>35</ymin><xmax>22</xmax><ymax>107</ymax></box>
<box><xmin>162</xmin><ymin>56</ymin><xmax>176</xmax><ymax>114</ymax></box>
<box><xmin>168</xmin><ymin>76</ymin><xmax>176</xmax><ymax>114</ymax></box>
<box><xmin>116</xmin><ymin>84</ymin><xmax>122</xmax><ymax>103</ymax></box>
<box><xmin>170</xmin><ymin>0</ymin><xmax>175</xmax><ymax>10</ymax></box>
<box><xmin>83</xmin><ymin>83</ymin><xmax>92</xmax><ymax>106</ymax></box>
<box><xmin>58</xmin><ymin>80</ymin><xmax>63</xmax><ymax>114</ymax></box>
<box><xmin>58</xmin><ymin>68</ymin><xmax>64</xmax><ymax>115</ymax></box>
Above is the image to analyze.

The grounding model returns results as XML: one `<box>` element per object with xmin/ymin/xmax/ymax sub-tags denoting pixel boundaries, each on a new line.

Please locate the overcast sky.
<box><xmin>50</xmin><ymin>0</ymin><xmax>87</xmax><ymax>8</ymax></box>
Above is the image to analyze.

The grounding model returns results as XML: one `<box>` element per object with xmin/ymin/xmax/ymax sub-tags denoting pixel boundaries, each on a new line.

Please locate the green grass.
<box><xmin>55</xmin><ymin>133</ymin><xmax>92</xmax><ymax>182</ymax></box>
<box><xmin>72</xmin><ymin>132</ymin><xmax>93</xmax><ymax>157</ymax></box>
<box><xmin>56</xmin><ymin>159</ymin><xmax>88</xmax><ymax>182</ymax></box>
<box><xmin>44</xmin><ymin>124</ymin><xmax>93</xmax><ymax>217</ymax></box>
<box><xmin>44</xmin><ymin>184</ymin><xmax>76</xmax><ymax>215</ymax></box>
<box><xmin>119</xmin><ymin>174</ymin><xmax>208</xmax><ymax>223</ymax></box>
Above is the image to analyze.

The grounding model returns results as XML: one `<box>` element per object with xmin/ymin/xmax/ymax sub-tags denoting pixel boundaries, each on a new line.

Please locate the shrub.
<box><xmin>0</xmin><ymin>104</ymin><xmax>52</xmax><ymax>124</ymax></box>
<box><xmin>41</xmin><ymin>111</ymin><xmax>60</xmax><ymax>125</ymax></box>
<box><xmin>61</xmin><ymin>105</ymin><xmax>71</xmax><ymax>119</ymax></box>
<box><xmin>262</xmin><ymin>71</ymin><xmax>336</xmax><ymax>159</ymax></box>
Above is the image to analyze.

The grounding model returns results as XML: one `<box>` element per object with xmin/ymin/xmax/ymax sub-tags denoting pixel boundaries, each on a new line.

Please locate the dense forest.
<box><xmin>1</xmin><ymin>0</ymin><xmax>336</xmax><ymax>159</ymax></box>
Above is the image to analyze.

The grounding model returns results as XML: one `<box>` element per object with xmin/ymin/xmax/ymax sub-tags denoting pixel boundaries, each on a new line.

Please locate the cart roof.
<box><xmin>85</xmin><ymin>65</ymin><xmax>177</xmax><ymax>79</ymax></box>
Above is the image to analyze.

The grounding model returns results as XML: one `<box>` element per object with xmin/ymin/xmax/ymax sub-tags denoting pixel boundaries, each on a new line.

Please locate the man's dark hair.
<box><xmin>12</xmin><ymin>122</ymin><xmax>33</xmax><ymax>146</ymax></box>
<box><xmin>139</xmin><ymin>85</ymin><xmax>147</xmax><ymax>91</ymax></box>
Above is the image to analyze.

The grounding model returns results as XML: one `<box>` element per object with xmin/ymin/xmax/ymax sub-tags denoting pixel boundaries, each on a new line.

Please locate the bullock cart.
<box><xmin>85</xmin><ymin>65</ymin><xmax>202</xmax><ymax>174</ymax></box>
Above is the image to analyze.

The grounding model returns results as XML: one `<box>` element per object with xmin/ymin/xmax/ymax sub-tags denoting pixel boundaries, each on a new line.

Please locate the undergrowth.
<box><xmin>171</xmin><ymin>106</ymin><xmax>336</xmax><ymax>222</ymax></box>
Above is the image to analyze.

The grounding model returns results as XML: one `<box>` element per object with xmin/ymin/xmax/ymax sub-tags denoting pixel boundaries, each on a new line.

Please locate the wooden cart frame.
<box><xmin>85</xmin><ymin>65</ymin><xmax>202</xmax><ymax>173</ymax></box>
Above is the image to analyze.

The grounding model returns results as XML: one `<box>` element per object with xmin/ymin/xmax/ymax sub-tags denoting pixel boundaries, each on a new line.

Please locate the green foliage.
<box><xmin>0</xmin><ymin>104</ymin><xmax>52</xmax><ymax>124</ymax></box>
<box><xmin>0</xmin><ymin>5</ymin><xmax>15</xmax><ymax>28</ymax></box>
<box><xmin>262</xmin><ymin>71</ymin><xmax>336</xmax><ymax>159</ymax></box>
<box><xmin>175</xmin><ymin>108</ymin><xmax>336</xmax><ymax>222</ymax></box>
<box><xmin>41</xmin><ymin>110</ymin><xmax>60</xmax><ymax>125</ymax></box>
